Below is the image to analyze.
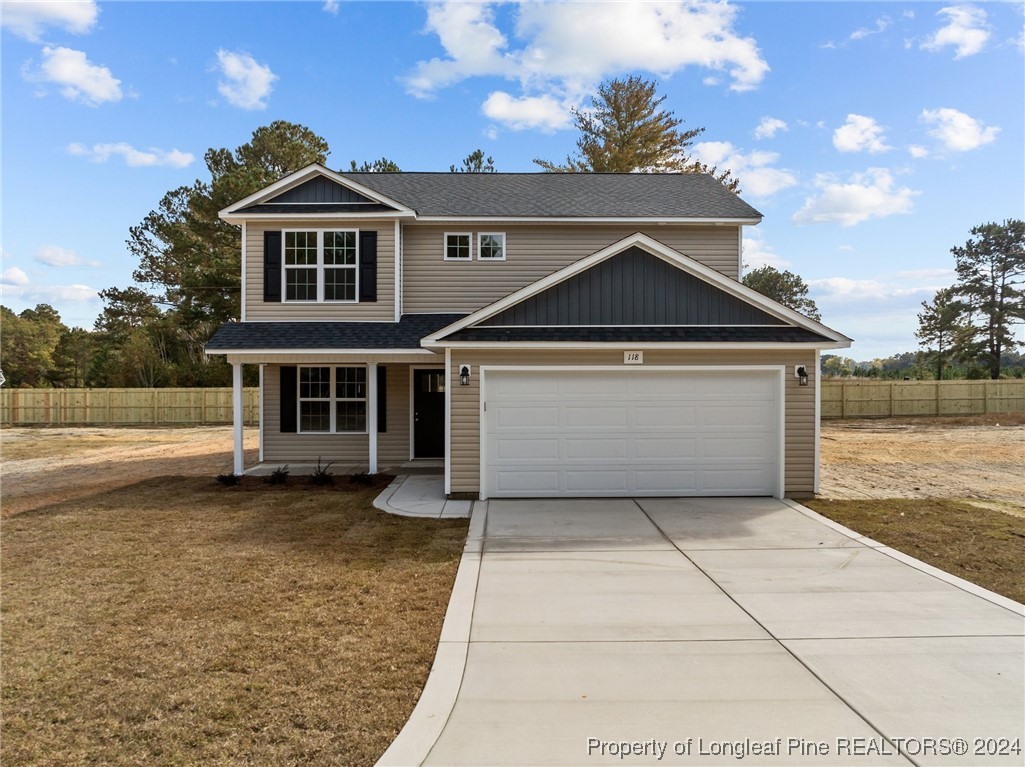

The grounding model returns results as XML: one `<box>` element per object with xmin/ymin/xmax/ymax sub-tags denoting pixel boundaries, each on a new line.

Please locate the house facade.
<box><xmin>206</xmin><ymin>164</ymin><xmax>851</xmax><ymax>499</ymax></box>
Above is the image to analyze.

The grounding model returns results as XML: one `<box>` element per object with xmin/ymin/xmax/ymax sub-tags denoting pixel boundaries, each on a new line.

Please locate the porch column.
<box><xmin>368</xmin><ymin>362</ymin><xmax>378</xmax><ymax>474</ymax></box>
<box><xmin>232</xmin><ymin>362</ymin><xmax>244</xmax><ymax>475</ymax></box>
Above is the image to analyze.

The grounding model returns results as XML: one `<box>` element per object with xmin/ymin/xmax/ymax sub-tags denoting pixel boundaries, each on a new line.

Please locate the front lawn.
<box><xmin>804</xmin><ymin>498</ymin><xmax>1025</xmax><ymax>604</ymax></box>
<box><xmin>1</xmin><ymin>477</ymin><xmax>468</xmax><ymax>766</ymax></box>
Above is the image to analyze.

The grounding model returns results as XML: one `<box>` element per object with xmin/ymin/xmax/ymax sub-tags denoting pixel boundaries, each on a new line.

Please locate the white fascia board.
<box><xmin>220</xmin><ymin>211</ymin><xmax>413</xmax><ymax>223</ymax></box>
<box><xmin>421</xmin><ymin>341</ymin><xmax>852</xmax><ymax>351</ymax></box>
<box><xmin>208</xmin><ymin>347</ymin><xmax>437</xmax><ymax>356</ymax></box>
<box><xmin>415</xmin><ymin>216</ymin><xmax>762</xmax><ymax>225</ymax></box>
<box><xmin>218</xmin><ymin>163</ymin><xmax>416</xmax><ymax>217</ymax></box>
<box><xmin>421</xmin><ymin>232</ymin><xmax>851</xmax><ymax>345</ymax></box>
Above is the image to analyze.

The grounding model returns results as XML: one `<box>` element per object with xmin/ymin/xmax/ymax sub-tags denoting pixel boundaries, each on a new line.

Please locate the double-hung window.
<box><xmin>298</xmin><ymin>366</ymin><xmax>367</xmax><ymax>433</ymax></box>
<box><xmin>284</xmin><ymin>230</ymin><xmax>358</xmax><ymax>302</ymax></box>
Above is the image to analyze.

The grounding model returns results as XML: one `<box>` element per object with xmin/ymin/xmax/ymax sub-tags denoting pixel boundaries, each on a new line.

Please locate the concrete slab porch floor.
<box><xmin>378</xmin><ymin>498</ymin><xmax>1025</xmax><ymax>767</ymax></box>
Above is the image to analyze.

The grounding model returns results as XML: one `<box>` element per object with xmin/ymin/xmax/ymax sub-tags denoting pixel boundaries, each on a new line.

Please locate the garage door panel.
<box><xmin>485</xmin><ymin>370</ymin><xmax>780</xmax><ymax>498</ymax></box>
<box><xmin>633</xmin><ymin>438</ymin><xmax>697</xmax><ymax>460</ymax></box>
<box><xmin>701</xmin><ymin>404</ymin><xmax>775</xmax><ymax>429</ymax></box>
<box><xmin>564</xmin><ymin>470</ymin><xmax>630</xmax><ymax>493</ymax></box>
<box><xmin>494</xmin><ymin>438</ymin><xmax>560</xmax><ymax>460</ymax></box>
<box><xmin>565</xmin><ymin>406</ymin><xmax>628</xmax><ymax>428</ymax></box>
<box><xmin>702</xmin><ymin>467</ymin><xmax>776</xmax><ymax>494</ymax></box>
<box><xmin>495</xmin><ymin>470</ymin><xmax>561</xmax><ymax>493</ymax></box>
<box><xmin>634</xmin><ymin>469</ymin><xmax>699</xmax><ymax>493</ymax></box>
<box><xmin>633</xmin><ymin>405</ymin><xmax>696</xmax><ymax>429</ymax></box>
<box><xmin>703</xmin><ymin>435</ymin><xmax>775</xmax><ymax>460</ymax></box>
<box><xmin>496</xmin><ymin>406</ymin><xmax>559</xmax><ymax>429</ymax></box>
<box><xmin>565</xmin><ymin>438</ymin><xmax>628</xmax><ymax>460</ymax></box>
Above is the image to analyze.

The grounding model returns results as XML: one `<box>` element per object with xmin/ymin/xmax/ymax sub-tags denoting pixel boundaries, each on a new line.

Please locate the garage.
<box><xmin>481</xmin><ymin>368</ymin><xmax>783</xmax><ymax>498</ymax></box>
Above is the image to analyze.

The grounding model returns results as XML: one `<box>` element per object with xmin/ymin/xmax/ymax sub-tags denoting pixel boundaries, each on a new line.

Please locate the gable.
<box><xmin>267</xmin><ymin>176</ymin><xmax>375</xmax><ymax>204</ymax></box>
<box><xmin>478</xmin><ymin>246</ymin><xmax>786</xmax><ymax>327</ymax></box>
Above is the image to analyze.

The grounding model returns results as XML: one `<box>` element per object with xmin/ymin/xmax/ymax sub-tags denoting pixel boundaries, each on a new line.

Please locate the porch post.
<box><xmin>232</xmin><ymin>361</ymin><xmax>244</xmax><ymax>475</ymax></box>
<box><xmin>368</xmin><ymin>362</ymin><xmax>378</xmax><ymax>474</ymax></box>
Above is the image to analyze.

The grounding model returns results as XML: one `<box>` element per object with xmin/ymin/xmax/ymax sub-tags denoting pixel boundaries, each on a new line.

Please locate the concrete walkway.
<box><xmin>379</xmin><ymin>498</ymin><xmax>1025</xmax><ymax>767</ymax></box>
<box><xmin>373</xmin><ymin>475</ymin><xmax>472</xmax><ymax>519</ymax></box>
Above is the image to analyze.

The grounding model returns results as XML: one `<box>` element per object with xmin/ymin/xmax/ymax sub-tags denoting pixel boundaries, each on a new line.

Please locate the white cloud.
<box><xmin>810</xmin><ymin>271</ymin><xmax>951</xmax><ymax>303</ymax></box>
<box><xmin>920</xmin><ymin>107</ymin><xmax>999</xmax><ymax>151</ymax></box>
<box><xmin>406</xmin><ymin>1</ymin><xmax>769</xmax><ymax>129</ymax></box>
<box><xmin>1</xmin><ymin>282</ymin><xmax>100</xmax><ymax>303</ymax></box>
<box><xmin>1</xmin><ymin>266</ymin><xmax>30</xmax><ymax>286</ymax></box>
<box><xmin>692</xmin><ymin>141</ymin><xmax>798</xmax><ymax>198</ymax></box>
<box><xmin>753</xmin><ymin>116</ymin><xmax>787</xmax><ymax>140</ymax></box>
<box><xmin>67</xmin><ymin>142</ymin><xmax>195</xmax><ymax>168</ymax></box>
<box><xmin>35</xmin><ymin>245</ymin><xmax>82</xmax><ymax>267</ymax></box>
<box><xmin>833</xmin><ymin>114</ymin><xmax>891</xmax><ymax>153</ymax></box>
<box><xmin>322</xmin><ymin>0</ymin><xmax>340</xmax><ymax>14</ymax></box>
<box><xmin>215</xmin><ymin>50</ymin><xmax>277</xmax><ymax>110</ymax></box>
<box><xmin>921</xmin><ymin>5</ymin><xmax>990</xmax><ymax>58</ymax></box>
<box><xmin>0</xmin><ymin>0</ymin><xmax>98</xmax><ymax>42</ymax></box>
<box><xmin>741</xmin><ymin>230</ymin><xmax>791</xmax><ymax>270</ymax></box>
<box><xmin>27</xmin><ymin>46</ymin><xmax>122</xmax><ymax>106</ymax></box>
<box><xmin>849</xmin><ymin>14</ymin><xmax>892</xmax><ymax>41</ymax></box>
<box><xmin>908</xmin><ymin>144</ymin><xmax>930</xmax><ymax>159</ymax></box>
<box><xmin>481</xmin><ymin>91</ymin><xmax>572</xmax><ymax>132</ymax></box>
<box><xmin>792</xmin><ymin>168</ymin><xmax>918</xmax><ymax>227</ymax></box>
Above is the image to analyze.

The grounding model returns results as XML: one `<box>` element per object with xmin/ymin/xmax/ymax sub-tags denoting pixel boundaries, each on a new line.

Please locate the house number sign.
<box><xmin>624</xmin><ymin>351</ymin><xmax>643</xmax><ymax>364</ymax></box>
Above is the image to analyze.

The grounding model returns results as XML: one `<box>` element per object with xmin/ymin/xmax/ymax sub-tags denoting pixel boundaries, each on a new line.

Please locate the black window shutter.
<box><xmin>264</xmin><ymin>231</ymin><xmax>282</xmax><ymax>302</ymax></box>
<box><xmin>377</xmin><ymin>366</ymin><xmax>387</xmax><ymax>433</ymax></box>
<box><xmin>279</xmin><ymin>366</ymin><xmax>297</xmax><ymax>433</ymax></box>
<box><xmin>359</xmin><ymin>230</ymin><xmax>377</xmax><ymax>302</ymax></box>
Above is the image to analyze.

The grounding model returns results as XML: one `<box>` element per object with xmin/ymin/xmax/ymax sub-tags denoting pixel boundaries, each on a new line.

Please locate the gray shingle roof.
<box><xmin>444</xmin><ymin>326</ymin><xmax>831</xmax><ymax>343</ymax></box>
<box><xmin>338</xmin><ymin>172</ymin><xmax>762</xmax><ymax>219</ymax></box>
<box><xmin>205</xmin><ymin>314</ymin><xmax>463</xmax><ymax>352</ymax></box>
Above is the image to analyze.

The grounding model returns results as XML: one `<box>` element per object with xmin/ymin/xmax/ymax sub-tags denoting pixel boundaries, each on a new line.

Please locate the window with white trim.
<box><xmin>478</xmin><ymin>232</ymin><xmax>506</xmax><ymax>260</ymax></box>
<box><xmin>444</xmin><ymin>232</ymin><xmax>471</xmax><ymax>260</ymax></box>
<box><xmin>284</xmin><ymin>230</ymin><xmax>358</xmax><ymax>302</ymax></box>
<box><xmin>298</xmin><ymin>366</ymin><xmax>367</xmax><ymax>433</ymax></box>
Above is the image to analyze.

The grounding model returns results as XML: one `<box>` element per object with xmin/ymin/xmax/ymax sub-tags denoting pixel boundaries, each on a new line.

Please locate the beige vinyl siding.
<box><xmin>449</xmin><ymin>349</ymin><xmax>817</xmax><ymax>498</ymax></box>
<box><xmin>244</xmin><ymin>220</ymin><xmax>395</xmax><ymax>321</ymax></box>
<box><xmin>403</xmin><ymin>224</ymin><xmax>741</xmax><ymax>314</ymax></box>
<box><xmin>262</xmin><ymin>363</ymin><xmax>410</xmax><ymax>467</ymax></box>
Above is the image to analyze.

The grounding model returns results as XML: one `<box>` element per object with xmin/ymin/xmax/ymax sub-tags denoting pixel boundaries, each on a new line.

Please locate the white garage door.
<box><xmin>483</xmin><ymin>369</ymin><xmax>782</xmax><ymax>498</ymax></box>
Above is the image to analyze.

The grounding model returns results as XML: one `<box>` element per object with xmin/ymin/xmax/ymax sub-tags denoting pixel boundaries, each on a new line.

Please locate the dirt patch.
<box><xmin>0</xmin><ymin>426</ymin><xmax>258</xmax><ymax>517</ymax></box>
<box><xmin>819</xmin><ymin>416</ymin><xmax>1025</xmax><ymax>510</ymax></box>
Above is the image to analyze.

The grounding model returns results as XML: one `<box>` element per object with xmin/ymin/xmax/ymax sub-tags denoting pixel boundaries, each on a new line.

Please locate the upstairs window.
<box><xmin>284</xmin><ymin>230</ymin><xmax>358</xmax><ymax>302</ymax></box>
<box><xmin>478</xmin><ymin>232</ymin><xmax>506</xmax><ymax>261</ymax></box>
<box><xmin>444</xmin><ymin>232</ymin><xmax>472</xmax><ymax>260</ymax></box>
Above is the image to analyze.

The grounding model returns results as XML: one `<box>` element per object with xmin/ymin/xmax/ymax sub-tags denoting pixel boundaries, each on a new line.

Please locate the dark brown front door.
<box><xmin>413</xmin><ymin>369</ymin><xmax>445</xmax><ymax>458</ymax></box>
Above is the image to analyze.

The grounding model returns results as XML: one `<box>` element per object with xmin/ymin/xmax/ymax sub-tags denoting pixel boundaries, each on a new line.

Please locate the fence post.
<box><xmin>983</xmin><ymin>381</ymin><xmax>989</xmax><ymax>414</ymax></box>
<box><xmin>840</xmin><ymin>383</ymin><xmax>846</xmax><ymax>419</ymax></box>
<box><xmin>153</xmin><ymin>390</ymin><xmax>158</xmax><ymax>425</ymax></box>
<box><xmin>888</xmin><ymin>381</ymin><xmax>894</xmax><ymax>418</ymax></box>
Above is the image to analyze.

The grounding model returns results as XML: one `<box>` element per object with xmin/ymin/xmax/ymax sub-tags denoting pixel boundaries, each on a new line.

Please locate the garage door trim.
<box><xmin>479</xmin><ymin>365</ymin><xmax>786</xmax><ymax>500</ymax></box>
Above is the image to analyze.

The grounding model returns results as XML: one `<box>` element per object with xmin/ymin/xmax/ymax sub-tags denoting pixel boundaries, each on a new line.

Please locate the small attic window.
<box><xmin>478</xmin><ymin>232</ymin><xmax>506</xmax><ymax>261</ymax></box>
<box><xmin>444</xmin><ymin>233</ymin><xmax>471</xmax><ymax>260</ymax></box>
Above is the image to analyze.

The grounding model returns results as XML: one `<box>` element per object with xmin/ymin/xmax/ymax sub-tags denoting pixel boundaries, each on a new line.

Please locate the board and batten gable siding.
<box><xmin>244</xmin><ymin>220</ymin><xmax>395</xmax><ymax>321</ymax></box>
<box><xmin>262</xmin><ymin>364</ymin><xmax>410</xmax><ymax>467</ymax></box>
<box><xmin>449</xmin><ymin>349</ymin><xmax>817</xmax><ymax>498</ymax></box>
<box><xmin>402</xmin><ymin>224</ymin><xmax>741</xmax><ymax>314</ymax></box>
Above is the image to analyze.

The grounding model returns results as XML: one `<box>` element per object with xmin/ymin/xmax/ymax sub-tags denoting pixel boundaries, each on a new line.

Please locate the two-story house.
<box><xmin>206</xmin><ymin>164</ymin><xmax>851</xmax><ymax>499</ymax></box>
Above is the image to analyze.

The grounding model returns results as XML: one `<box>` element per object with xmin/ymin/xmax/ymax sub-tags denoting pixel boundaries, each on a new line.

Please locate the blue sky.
<box><xmin>2</xmin><ymin>0</ymin><xmax>1023</xmax><ymax>360</ymax></box>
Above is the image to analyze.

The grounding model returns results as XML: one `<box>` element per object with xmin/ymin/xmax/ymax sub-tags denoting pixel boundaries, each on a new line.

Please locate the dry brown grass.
<box><xmin>2</xmin><ymin>476</ymin><xmax>468</xmax><ymax>766</ymax></box>
<box><xmin>804</xmin><ymin>498</ymin><xmax>1025</xmax><ymax>604</ymax></box>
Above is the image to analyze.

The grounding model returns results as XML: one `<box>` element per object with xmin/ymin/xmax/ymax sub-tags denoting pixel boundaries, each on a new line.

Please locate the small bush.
<box><xmin>310</xmin><ymin>458</ymin><xmax>334</xmax><ymax>486</ymax></box>
<box><xmin>348</xmin><ymin>471</ymin><xmax>374</xmax><ymax>486</ymax></box>
<box><xmin>216</xmin><ymin>473</ymin><xmax>241</xmax><ymax>487</ymax></box>
<box><xmin>265</xmin><ymin>465</ymin><xmax>290</xmax><ymax>485</ymax></box>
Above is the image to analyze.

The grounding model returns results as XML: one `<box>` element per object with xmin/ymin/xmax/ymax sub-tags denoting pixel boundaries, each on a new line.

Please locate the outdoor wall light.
<box><xmin>795</xmin><ymin>365</ymin><xmax>809</xmax><ymax>387</ymax></box>
<box><xmin>459</xmin><ymin>365</ymin><xmax>471</xmax><ymax>386</ymax></box>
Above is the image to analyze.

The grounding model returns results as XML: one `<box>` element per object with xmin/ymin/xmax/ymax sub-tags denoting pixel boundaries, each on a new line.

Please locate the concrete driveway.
<box><xmin>379</xmin><ymin>498</ymin><xmax>1025</xmax><ymax>767</ymax></box>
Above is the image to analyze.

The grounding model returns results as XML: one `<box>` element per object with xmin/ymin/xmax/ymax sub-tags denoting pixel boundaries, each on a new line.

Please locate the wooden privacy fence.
<box><xmin>822</xmin><ymin>380</ymin><xmax>1025</xmax><ymax>419</ymax></box>
<box><xmin>0</xmin><ymin>388</ymin><xmax>260</xmax><ymax>426</ymax></box>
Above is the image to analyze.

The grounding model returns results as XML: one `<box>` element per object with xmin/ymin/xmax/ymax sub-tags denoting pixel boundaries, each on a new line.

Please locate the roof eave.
<box><xmin>421</xmin><ymin>340</ymin><xmax>852</xmax><ymax>351</ymax></box>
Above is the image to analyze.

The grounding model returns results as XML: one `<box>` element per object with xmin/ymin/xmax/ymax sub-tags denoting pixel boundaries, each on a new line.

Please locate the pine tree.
<box><xmin>915</xmin><ymin>287</ymin><xmax>967</xmax><ymax>380</ymax></box>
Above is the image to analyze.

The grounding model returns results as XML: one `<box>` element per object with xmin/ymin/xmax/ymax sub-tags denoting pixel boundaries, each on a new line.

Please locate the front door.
<box><xmin>413</xmin><ymin>369</ymin><xmax>445</xmax><ymax>458</ymax></box>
